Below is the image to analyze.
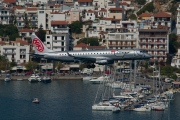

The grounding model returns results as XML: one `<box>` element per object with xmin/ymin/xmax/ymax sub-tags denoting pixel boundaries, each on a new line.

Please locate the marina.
<box><xmin>0</xmin><ymin>80</ymin><xmax>179</xmax><ymax>120</ymax></box>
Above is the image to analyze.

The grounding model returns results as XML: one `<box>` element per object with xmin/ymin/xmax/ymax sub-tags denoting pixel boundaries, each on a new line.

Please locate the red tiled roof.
<box><xmin>78</xmin><ymin>0</ymin><xmax>92</xmax><ymax>2</ymax></box>
<box><xmin>19</xmin><ymin>28</ymin><xmax>34</xmax><ymax>32</ymax></box>
<box><xmin>153</xmin><ymin>12</ymin><xmax>171</xmax><ymax>18</ymax></box>
<box><xmin>138</xmin><ymin>13</ymin><xmax>152</xmax><ymax>17</ymax></box>
<box><xmin>26</xmin><ymin>7</ymin><xmax>38</xmax><ymax>11</ymax></box>
<box><xmin>120</xmin><ymin>2</ymin><xmax>129</xmax><ymax>5</ymax></box>
<box><xmin>14</xmin><ymin>39</ymin><xmax>28</xmax><ymax>45</ymax></box>
<box><xmin>14</xmin><ymin>6</ymin><xmax>23</xmax><ymax>9</ymax></box>
<box><xmin>75</xmin><ymin>43</ymin><xmax>88</xmax><ymax>47</ymax></box>
<box><xmin>51</xmin><ymin>21</ymin><xmax>68</xmax><ymax>25</ymax></box>
<box><xmin>2</xmin><ymin>0</ymin><xmax>16</xmax><ymax>3</ymax></box>
<box><xmin>0</xmin><ymin>41</ymin><xmax>5</xmax><ymax>45</ymax></box>
<box><xmin>109</xmin><ymin>8</ymin><xmax>124</xmax><ymax>11</ymax></box>
<box><xmin>50</xmin><ymin>11</ymin><xmax>64</xmax><ymax>14</ymax></box>
<box><xmin>99</xmin><ymin>8</ymin><xmax>107</xmax><ymax>12</ymax></box>
<box><xmin>87</xmin><ymin>10</ymin><xmax>95</xmax><ymax>13</ymax></box>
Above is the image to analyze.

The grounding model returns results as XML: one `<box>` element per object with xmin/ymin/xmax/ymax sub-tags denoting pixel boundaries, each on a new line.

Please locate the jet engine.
<box><xmin>96</xmin><ymin>60</ymin><xmax>114</xmax><ymax>65</ymax></box>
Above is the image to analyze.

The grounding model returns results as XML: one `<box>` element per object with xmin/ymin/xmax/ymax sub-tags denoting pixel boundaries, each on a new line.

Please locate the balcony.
<box><xmin>3</xmin><ymin>52</ymin><xmax>16</xmax><ymax>55</ymax></box>
<box><xmin>139</xmin><ymin>35</ymin><xmax>167</xmax><ymax>38</ymax></box>
<box><xmin>141</xmin><ymin>47</ymin><xmax>167</xmax><ymax>51</ymax></box>
<box><xmin>108</xmin><ymin>44</ymin><xmax>136</xmax><ymax>47</ymax></box>
<box><xmin>139</xmin><ymin>41</ymin><xmax>167</xmax><ymax>44</ymax></box>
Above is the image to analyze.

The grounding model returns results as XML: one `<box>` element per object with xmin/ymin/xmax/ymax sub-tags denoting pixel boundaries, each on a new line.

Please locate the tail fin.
<box><xmin>31</xmin><ymin>33</ymin><xmax>53</xmax><ymax>53</ymax></box>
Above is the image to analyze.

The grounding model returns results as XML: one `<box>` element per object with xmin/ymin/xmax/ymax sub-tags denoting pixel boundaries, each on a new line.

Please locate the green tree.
<box><xmin>160</xmin><ymin>65</ymin><xmax>178</xmax><ymax>79</ymax></box>
<box><xmin>37</xmin><ymin>24</ymin><xmax>46</xmax><ymax>42</ymax></box>
<box><xmin>135</xmin><ymin>0</ymin><xmax>146</xmax><ymax>5</ymax></box>
<box><xmin>55</xmin><ymin>61</ymin><xmax>64</xmax><ymax>72</ymax></box>
<box><xmin>137</xmin><ymin>2</ymin><xmax>154</xmax><ymax>15</ymax></box>
<box><xmin>0</xmin><ymin>55</ymin><xmax>10</xmax><ymax>70</ymax></box>
<box><xmin>77</xmin><ymin>37</ymin><xmax>99</xmax><ymax>46</ymax></box>
<box><xmin>25</xmin><ymin>61</ymin><xmax>38</xmax><ymax>71</ymax></box>
<box><xmin>129</xmin><ymin>14</ymin><xmax>137</xmax><ymax>20</ymax></box>
<box><xmin>0</xmin><ymin>24</ymin><xmax>19</xmax><ymax>40</ymax></box>
<box><xmin>69</xmin><ymin>21</ymin><xmax>82</xmax><ymax>34</ymax></box>
<box><xmin>169</xmin><ymin>33</ymin><xmax>179</xmax><ymax>54</ymax></box>
<box><xmin>79</xmin><ymin>63</ymin><xmax>87</xmax><ymax>70</ymax></box>
<box><xmin>10</xmin><ymin>61</ymin><xmax>17</xmax><ymax>68</ymax></box>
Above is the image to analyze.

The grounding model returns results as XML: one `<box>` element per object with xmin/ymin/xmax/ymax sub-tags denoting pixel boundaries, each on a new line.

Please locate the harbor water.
<box><xmin>0</xmin><ymin>80</ymin><xmax>179</xmax><ymax>120</ymax></box>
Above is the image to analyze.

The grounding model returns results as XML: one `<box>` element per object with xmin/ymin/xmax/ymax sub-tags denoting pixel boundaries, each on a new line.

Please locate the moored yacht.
<box><xmin>28</xmin><ymin>74</ymin><xmax>41</xmax><ymax>82</ymax></box>
<box><xmin>90</xmin><ymin>75</ymin><xmax>110</xmax><ymax>84</ymax></box>
<box><xmin>42</xmin><ymin>76</ymin><xmax>51</xmax><ymax>83</ymax></box>
<box><xmin>92</xmin><ymin>101</ymin><xmax>120</xmax><ymax>112</ymax></box>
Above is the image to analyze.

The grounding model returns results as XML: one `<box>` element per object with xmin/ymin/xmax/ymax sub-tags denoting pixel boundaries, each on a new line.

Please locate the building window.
<box><xmin>62</xmin><ymin>36</ymin><xmax>64</xmax><ymax>40</ymax></box>
<box><xmin>47</xmin><ymin>42</ymin><xmax>50</xmax><ymax>44</ymax></box>
<box><xmin>62</xmin><ymin>42</ymin><xmax>64</xmax><ymax>46</ymax></box>
<box><xmin>62</xmin><ymin>48</ymin><xmax>64</xmax><ymax>51</ymax></box>
<box><xmin>47</xmin><ymin>36</ymin><xmax>50</xmax><ymax>38</ymax></box>
<box><xmin>55</xmin><ymin>36</ymin><xmax>57</xmax><ymax>40</ymax></box>
<box><xmin>39</xmin><ymin>11</ymin><xmax>44</xmax><ymax>13</ymax></box>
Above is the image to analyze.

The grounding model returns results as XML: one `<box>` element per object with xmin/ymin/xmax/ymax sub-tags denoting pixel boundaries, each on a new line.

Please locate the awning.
<box><xmin>60</xmin><ymin>67</ymin><xmax>70</xmax><ymax>71</ymax></box>
<box><xmin>41</xmin><ymin>65</ymin><xmax>53</xmax><ymax>69</ymax></box>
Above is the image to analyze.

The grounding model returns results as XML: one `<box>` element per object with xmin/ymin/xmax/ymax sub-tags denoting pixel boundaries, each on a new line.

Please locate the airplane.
<box><xmin>31</xmin><ymin>33</ymin><xmax>151</xmax><ymax>68</ymax></box>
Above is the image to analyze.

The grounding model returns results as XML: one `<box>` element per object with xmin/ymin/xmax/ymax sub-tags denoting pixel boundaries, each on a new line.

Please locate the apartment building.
<box><xmin>139</xmin><ymin>29</ymin><xmax>169</xmax><ymax>62</ymax></box>
<box><xmin>51</xmin><ymin>20</ymin><xmax>69</xmax><ymax>33</ymax></box>
<box><xmin>107</xmin><ymin>21</ymin><xmax>138</xmax><ymax>49</ymax></box>
<box><xmin>19</xmin><ymin>28</ymin><xmax>34</xmax><ymax>38</ymax></box>
<box><xmin>0</xmin><ymin>40</ymin><xmax>30</xmax><ymax>64</ymax></box>
<box><xmin>93</xmin><ymin>0</ymin><xmax>107</xmax><ymax>10</ymax></box>
<box><xmin>76</xmin><ymin>0</ymin><xmax>94</xmax><ymax>11</ymax></box>
<box><xmin>108</xmin><ymin>8</ymin><xmax>126</xmax><ymax>20</ymax></box>
<box><xmin>0</xmin><ymin>4</ymin><xmax>10</xmax><ymax>25</ymax></box>
<box><xmin>46</xmin><ymin>33</ymin><xmax>70</xmax><ymax>52</ymax></box>
<box><xmin>176</xmin><ymin>4</ymin><xmax>180</xmax><ymax>35</ymax></box>
<box><xmin>65</xmin><ymin>9</ymin><xmax>80</xmax><ymax>24</ymax></box>
<box><xmin>152</xmin><ymin>12</ymin><xmax>171</xmax><ymax>32</ymax></box>
<box><xmin>14</xmin><ymin>7</ymin><xmax>38</xmax><ymax>29</ymax></box>
<box><xmin>84</xmin><ymin>10</ymin><xmax>96</xmax><ymax>21</ymax></box>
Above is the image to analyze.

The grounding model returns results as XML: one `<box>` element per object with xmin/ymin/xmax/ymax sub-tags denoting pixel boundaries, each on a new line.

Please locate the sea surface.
<box><xmin>0</xmin><ymin>80</ymin><xmax>179</xmax><ymax>120</ymax></box>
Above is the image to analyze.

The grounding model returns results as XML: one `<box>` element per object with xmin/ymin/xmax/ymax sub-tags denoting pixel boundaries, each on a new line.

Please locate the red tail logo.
<box><xmin>32</xmin><ymin>38</ymin><xmax>44</xmax><ymax>52</ymax></box>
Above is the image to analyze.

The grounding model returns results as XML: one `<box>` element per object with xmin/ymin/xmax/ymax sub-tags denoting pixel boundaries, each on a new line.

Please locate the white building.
<box><xmin>46</xmin><ymin>33</ymin><xmax>70</xmax><ymax>52</ymax></box>
<box><xmin>0</xmin><ymin>4</ymin><xmax>10</xmax><ymax>25</ymax></box>
<box><xmin>171</xmin><ymin>49</ymin><xmax>180</xmax><ymax>68</ymax></box>
<box><xmin>50</xmin><ymin>20</ymin><xmax>69</xmax><ymax>33</ymax></box>
<box><xmin>0</xmin><ymin>40</ymin><xmax>30</xmax><ymax>64</ymax></box>
<box><xmin>93</xmin><ymin>0</ymin><xmax>107</xmax><ymax>10</ymax></box>
<box><xmin>84</xmin><ymin>10</ymin><xmax>96</xmax><ymax>21</ymax></box>
<box><xmin>107</xmin><ymin>20</ymin><xmax>138</xmax><ymax>49</ymax></box>
<box><xmin>177</xmin><ymin>4</ymin><xmax>180</xmax><ymax>35</ymax></box>
<box><xmin>19</xmin><ymin>28</ymin><xmax>34</xmax><ymax>38</ymax></box>
<box><xmin>38</xmin><ymin>9</ymin><xmax>46</xmax><ymax>29</ymax></box>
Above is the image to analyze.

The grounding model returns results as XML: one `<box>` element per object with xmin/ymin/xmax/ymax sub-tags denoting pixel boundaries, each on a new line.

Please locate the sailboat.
<box><xmin>42</xmin><ymin>61</ymin><xmax>51</xmax><ymax>83</ymax></box>
<box><xmin>92</xmin><ymin>65</ymin><xmax>120</xmax><ymax>112</ymax></box>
